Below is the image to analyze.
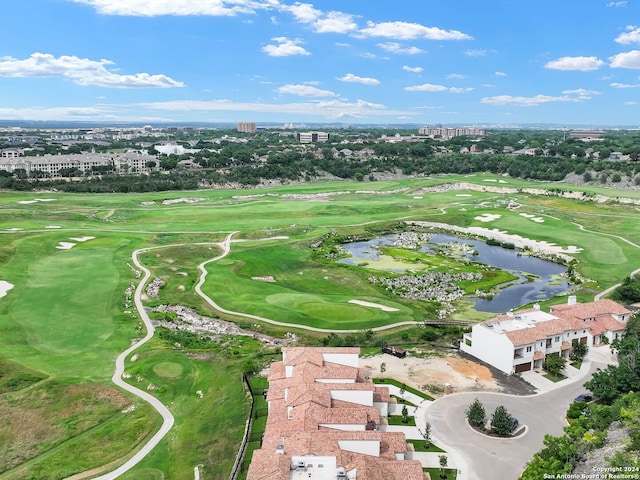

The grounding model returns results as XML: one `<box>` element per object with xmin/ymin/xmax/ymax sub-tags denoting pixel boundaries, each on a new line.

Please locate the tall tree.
<box><xmin>466</xmin><ymin>397</ymin><xmax>486</xmax><ymax>428</ymax></box>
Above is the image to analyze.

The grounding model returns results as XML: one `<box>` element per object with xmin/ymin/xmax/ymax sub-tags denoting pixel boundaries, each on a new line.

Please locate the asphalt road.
<box><xmin>426</xmin><ymin>361</ymin><xmax>607</xmax><ymax>480</ymax></box>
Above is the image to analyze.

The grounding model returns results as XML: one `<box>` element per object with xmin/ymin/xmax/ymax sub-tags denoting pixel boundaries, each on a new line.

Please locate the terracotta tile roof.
<box><xmin>550</xmin><ymin>299</ymin><xmax>631</xmax><ymax>319</ymax></box>
<box><xmin>533</xmin><ymin>351</ymin><xmax>545</xmax><ymax>360</ymax></box>
<box><xmin>247</xmin><ymin>347</ymin><xmax>423</xmax><ymax>480</ymax></box>
<box><xmin>561</xmin><ymin>341</ymin><xmax>572</xmax><ymax>350</ymax></box>
<box><xmin>504</xmin><ymin>318</ymin><xmax>572</xmax><ymax>346</ymax></box>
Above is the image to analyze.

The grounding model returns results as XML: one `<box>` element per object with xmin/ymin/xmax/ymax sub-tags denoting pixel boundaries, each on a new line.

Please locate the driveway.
<box><xmin>425</xmin><ymin>359</ymin><xmax>608</xmax><ymax>480</ymax></box>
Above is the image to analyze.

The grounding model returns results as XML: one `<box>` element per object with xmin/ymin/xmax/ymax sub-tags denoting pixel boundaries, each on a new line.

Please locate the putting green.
<box><xmin>152</xmin><ymin>361</ymin><xmax>184</xmax><ymax>379</ymax></box>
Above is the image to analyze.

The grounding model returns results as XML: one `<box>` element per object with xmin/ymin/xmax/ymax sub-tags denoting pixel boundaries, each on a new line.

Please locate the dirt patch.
<box><xmin>362</xmin><ymin>351</ymin><xmax>535</xmax><ymax>397</ymax></box>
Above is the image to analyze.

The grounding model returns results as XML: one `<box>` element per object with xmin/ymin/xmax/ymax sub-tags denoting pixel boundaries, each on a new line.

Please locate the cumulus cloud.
<box><xmin>276</xmin><ymin>84</ymin><xmax>336</xmax><ymax>97</ymax></box>
<box><xmin>337</xmin><ymin>73</ymin><xmax>380</xmax><ymax>85</ymax></box>
<box><xmin>447</xmin><ymin>73</ymin><xmax>466</xmax><ymax>79</ymax></box>
<box><xmin>359</xmin><ymin>21</ymin><xmax>472</xmax><ymax>40</ymax></box>
<box><xmin>404</xmin><ymin>83</ymin><xmax>448</xmax><ymax>92</ymax></box>
<box><xmin>262</xmin><ymin>37</ymin><xmax>310</xmax><ymax>56</ymax></box>
<box><xmin>378</xmin><ymin>42</ymin><xmax>424</xmax><ymax>55</ymax></box>
<box><xmin>449</xmin><ymin>87</ymin><xmax>474</xmax><ymax>93</ymax></box>
<box><xmin>313</xmin><ymin>11</ymin><xmax>358</xmax><ymax>33</ymax></box>
<box><xmin>0</xmin><ymin>52</ymin><xmax>184</xmax><ymax>88</ymax></box>
<box><xmin>465</xmin><ymin>49</ymin><xmax>487</xmax><ymax>57</ymax></box>
<box><xmin>70</xmin><ymin>0</ymin><xmax>280</xmax><ymax>16</ymax></box>
<box><xmin>403</xmin><ymin>66</ymin><xmax>423</xmax><ymax>73</ymax></box>
<box><xmin>607</xmin><ymin>1</ymin><xmax>627</xmax><ymax>6</ymax></box>
<box><xmin>544</xmin><ymin>56</ymin><xmax>605</xmax><ymax>71</ymax></box>
<box><xmin>480</xmin><ymin>94</ymin><xmax>580</xmax><ymax>106</ymax></box>
<box><xmin>495</xmin><ymin>71</ymin><xmax>507</xmax><ymax>77</ymax></box>
<box><xmin>610</xmin><ymin>50</ymin><xmax>640</xmax><ymax>68</ymax></box>
<box><xmin>615</xmin><ymin>26</ymin><xmax>640</xmax><ymax>44</ymax></box>
<box><xmin>285</xmin><ymin>2</ymin><xmax>321</xmax><ymax>22</ymax></box>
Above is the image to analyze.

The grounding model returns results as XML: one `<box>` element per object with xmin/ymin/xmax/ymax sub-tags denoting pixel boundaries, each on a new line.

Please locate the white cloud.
<box><xmin>403</xmin><ymin>66</ymin><xmax>423</xmax><ymax>73</ymax></box>
<box><xmin>138</xmin><ymin>98</ymin><xmax>407</xmax><ymax>119</ymax></box>
<box><xmin>624</xmin><ymin>101</ymin><xmax>638</xmax><ymax>105</ymax></box>
<box><xmin>607</xmin><ymin>1</ymin><xmax>627</xmax><ymax>6</ymax></box>
<box><xmin>495</xmin><ymin>71</ymin><xmax>507</xmax><ymax>77</ymax></box>
<box><xmin>562</xmin><ymin>88</ymin><xmax>602</xmax><ymax>99</ymax></box>
<box><xmin>615</xmin><ymin>26</ymin><xmax>640</xmax><ymax>44</ymax></box>
<box><xmin>359</xmin><ymin>21</ymin><xmax>472</xmax><ymax>40</ymax></box>
<box><xmin>313</xmin><ymin>11</ymin><xmax>358</xmax><ymax>33</ymax></box>
<box><xmin>465</xmin><ymin>49</ymin><xmax>487</xmax><ymax>57</ymax></box>
<box><xmin>610</xmin><ymin>82</ymin><xmax>640</xmax><ymax>88</ymax></box>
<box><xmin>285</xmin><ymin>2</ymin><xmax>321</xmax><ymax>23</ymax></box>
<box><xmin>405</xmin><ymin>83</ymin><xmax>448</xmax><ymax>92</ymax></box>
<box><xmin>378</xmin><ymin>42</ymin><xmax>424</xmax><ymax>55</ymax></box>
<box><xmin>544</xmin><ymin>56</ymin><xmax>605</xmax><ymax>71</ymax></box>
<box><xmin>262</xmin><ymin>37</ymin><xmax>310</xmax><ymax>57</ymax></box>
<box><xmin>70</xmin><ymin>0</ymin><xmax>280</xmax><ymax>16</ymax></box>
<box><xmin>448</xmin><ymin>87</ymin><xmax>474</xmax><ymax>93</ymax></box>
<box><xmin>610</xmin><ymin>50</ymin><xmax>640</xmax><ymax>68</ymax></box>
<box><xmin>447</xmin><ymin>73</ymin><xmax>466</xmax><ymax>79</ymax></box>
<box><xmin>0</xmin><ymin>53</ymin><xmax>184</xmax><ymax>88</ymax></box>
<box><xmin>481</xmin><ymin>83</ymin><xmax>495</xmax><ymax>87</ymax></box>
<box><xmin>276</xmin><ymin>84</ymin><xmax>336</xmax><ymax>97</ymax></box>
<box><xmin>337</xmin><ymin>73</ymin><xmax>380</xmax><ymax>85</ymax></box>
<box><xmin>480</xmin><ymin>94</ymin><xmax>579</xmax><ymax>106</ymax></box>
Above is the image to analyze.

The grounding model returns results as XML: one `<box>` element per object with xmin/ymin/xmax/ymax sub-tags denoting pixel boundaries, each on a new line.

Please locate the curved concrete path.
<box><xmin>87</xmin><ymin>246</ymin><xmax>176</xmax><ymax>480</ymax></box>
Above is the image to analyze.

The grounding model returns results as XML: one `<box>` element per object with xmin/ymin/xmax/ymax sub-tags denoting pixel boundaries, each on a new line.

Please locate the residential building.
<box><xmin>1</xmin><ymin>148</ymin><xmax>22</xmax><ymax>158</ymax></box>
<box><xmin>237</xmin><ymin>122</ymin><xmax>257</xmax><ymax>133</ymax></box>
<box><xmin>569</xmin><ymin>130</ymin><xmax>605</xmax><ymax>141</ymax></box>
<box><xmin>460</xmin><ymin>298</ymin><xmax>630</xmax><ymax>374</ymax></box>
<box><xmin>246</xmin><ymin>347</ymin><xmax>425</xmax><ymax>480</ymax></box>
<box><xmin>296</xmin><ymin>131</ymin><xmax>330</xmax><ymax>143</ymax></box>
<box><xmin>418</xmin><ymin>125</ymin><xmax>486</xmax><ymax>140</ymax></box>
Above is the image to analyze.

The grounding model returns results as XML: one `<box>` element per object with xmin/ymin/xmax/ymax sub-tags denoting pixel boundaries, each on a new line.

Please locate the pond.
<box><xmin>338</xmin><ymin>233</ymin><xmax>569</xmax><ymax>313</ymax></box>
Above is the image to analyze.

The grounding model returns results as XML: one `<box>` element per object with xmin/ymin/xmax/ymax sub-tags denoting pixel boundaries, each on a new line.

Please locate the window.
<box><xmin>526</xmin><ymin>346</ymin><xmax>532</xmax><ymax>352</ymax></box>
<box><xmin>554</xmin><ymin>336</ymin><xmax>560</xmax><ymax>342</ymax></box>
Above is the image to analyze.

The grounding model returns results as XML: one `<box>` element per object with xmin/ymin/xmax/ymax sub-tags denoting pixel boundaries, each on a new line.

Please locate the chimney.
<box><xmin>568</xmin><ymin>295</ymin><xmax>577</xmax><ymax>306</ymax></box>
<box><xmin>533</xmin><ymin>303</ymin><xmax>540</xmax><ymax>310</ymax></box>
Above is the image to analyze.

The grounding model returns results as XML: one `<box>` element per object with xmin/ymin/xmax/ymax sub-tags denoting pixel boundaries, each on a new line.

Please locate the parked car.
<box><xmin>574</xmin><ymin>393</ymin><xmax>593</xmax><ymax>403</ymax></box>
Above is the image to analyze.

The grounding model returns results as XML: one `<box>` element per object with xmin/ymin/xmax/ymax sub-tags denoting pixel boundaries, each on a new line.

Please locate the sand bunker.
<box><xmin>45</xmin><ymin>225</ymin><xmax>62</xmax><ymax>229</ymax></box>
<box><xmin>413</xmin><ymin>196</ymin><xmax>423</xmax><ymax>199</ymax></box>
<box><xmin>456</xmin><ymin>194</ymin><xmax>472</xmax><ymax>197</ymax></box>
<box><xmin>17</xmin><ymin>198</ymin><xmax>55</xmax><ymax>204</ymax></box>
<box><xmin>56</xmin><ymin>242</ymin><xmax>76</xmax><ymax>250</ymax></box>
<box><xmin>519</xmin><ymin>213</ymin><xmax>545</xmax><ymax>223</ymax></box>
<box><xmin>162</xmin><ymin>197</ymin><xmax>205</xmax><ymax>205</ymax></box>
<box><xmin>70</xmin><ymin>236</ymin><xmax>95</xmax><ymax>242</ymax></box>
<box><xmin>474</xmin><ymin>213</ymin><xmax>502</xmax><ymax>222</ymax></box>
<box><xmin>348</xmin><ymin>300</ymin><xmax>399</xmax><ymax>312</ymax></box>
<box><xmin>252</xmin><ymin>276</ymin><xmax>276</xmax><ymax>283</ymax></box>
<box><xmin>0</xmin><ymin>281</ymin><xmax>14</xmax><ymax>298</ymax></box>
<box><xmin>5</xmin><ymin>228</ymin><xmax>23</xmax><ymax>231</ymax></box>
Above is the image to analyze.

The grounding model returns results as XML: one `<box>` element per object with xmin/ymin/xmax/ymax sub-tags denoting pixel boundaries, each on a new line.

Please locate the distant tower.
<box><xmin>237</xmin><ymin>122</ymin><xmax>257</xmax><ymax>133</ymax></box>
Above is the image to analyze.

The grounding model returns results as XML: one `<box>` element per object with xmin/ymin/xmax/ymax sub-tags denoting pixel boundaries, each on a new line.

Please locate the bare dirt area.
<box><xmin>362</xmin><ymin>351</ymin><xmax>534</xmax><ymax>397</ymax></box>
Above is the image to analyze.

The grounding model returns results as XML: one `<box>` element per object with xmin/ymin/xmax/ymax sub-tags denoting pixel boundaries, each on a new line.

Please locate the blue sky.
<box><xmin>1</xmin><ymin>0</ymin><xmax>640</xmax><ymax>126</ymax></box>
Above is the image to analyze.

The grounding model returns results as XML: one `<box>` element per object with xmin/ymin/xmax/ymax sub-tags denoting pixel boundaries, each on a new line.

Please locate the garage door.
<box><xmin>515</xmin><ymin>362</ymin><xmax>532</xmax><ymax>373</ymax></box>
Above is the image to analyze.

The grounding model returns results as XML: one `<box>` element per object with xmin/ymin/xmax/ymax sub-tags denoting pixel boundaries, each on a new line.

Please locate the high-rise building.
<box><xmin>295</xmin><ymin>131</ymin><xmax>329</xmax><ymax>143</ymax></box>
<box><xmin>237</xmin><ymin>122</ymin><xmax>257</xmax><ymax>133</ymax></box>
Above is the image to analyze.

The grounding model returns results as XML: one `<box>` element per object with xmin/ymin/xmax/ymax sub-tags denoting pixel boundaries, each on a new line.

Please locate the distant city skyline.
<box><xmin>1</xmin><ymin>1</ymin><xmax>640</xmax><ymax>125</ymax></box>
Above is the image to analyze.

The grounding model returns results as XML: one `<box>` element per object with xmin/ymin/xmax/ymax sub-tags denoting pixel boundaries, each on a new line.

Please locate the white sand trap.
<box><xmin>56</xmin><ymin>242</ymin><xmax>76</xmax><ymax>250</ymax></box>
<box><xmin>474</xmin><ymin>213</ymin><xmax>502</xmax><ymax>222</ymax></box>
<box><xmin>349</xmin><ymin>300</ymin><xmax>399</xmax><ymax>312</ymax></box>
<box><xmin>70</xmin><ymin>236</ymin><xmax>95</xmax><ymax>242</ymax></box>
<box><xmin>519</xmin><ymin>213</ymin><xmax>535</xmax><ymax>218</ymax></box>
<box><xmin>17</xmin><ymin>198</ymin><xmax>56</xmax><ymax>204</ymax></box>
<box><xmin>498</xmin><ymin>180</ymin><xmax>508</xmax><ymax>183</ymax></box>
<box><xmin>0</xmin><ymin>281</ymin><xmax>14</xmax><ymax>298</ymax></box>
<box><xmin>6</xmin><ymin>228</ymin><xmax>23</xmax><ymax>231</ymax></box>
<box><xmin>413</xmin><ymin>196</ymin><xmax>423</xmax><ymax>199</ymax></box>
<box><xmin>456</xmin><ymin>194</ymin><xmax>472</xmax><ymax>197</ymax></box>
<box><xmin>483</xmin><ymin>179</ymin><xmax>497</xmax><ymax>182</ymax></box>
<box><xmin>532</xmin><ymin>218</ymin><xmax>545</xmax><ymax>223</ymax></box>
<box><xmin>519</xmin><ymin>213</ymin><xmax>544</xmax><ymax>223</ymax></box>
<box><xmin>45</xmin><ymin>225</ymin><xmax>62</xmax><ymax>229</ymax></box>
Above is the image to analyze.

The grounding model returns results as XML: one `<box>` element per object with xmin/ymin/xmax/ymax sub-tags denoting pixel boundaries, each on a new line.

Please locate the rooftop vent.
<box><xmin>337</xmin><ymin>467</ymin><xmax>347</xmax><ymax>479</ymax></box>
<box><xmin>275</xmin><ymin>444</ymin><xmax>284</xmax><ymax>455</ymax></box>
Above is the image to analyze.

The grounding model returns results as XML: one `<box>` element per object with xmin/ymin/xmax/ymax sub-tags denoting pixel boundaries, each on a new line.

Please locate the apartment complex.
<box><xmin>569</xmin><ymin>129</ymin><xmax>605</xmax><ymax>141</ymax></box>
<box><xmin>418</xmin><ymin>125</ymin><xmax>486</xmax><ymax>140</ymax></box>
<box><xmin>296</xmin><ymin>131</ymin><xmax>330</xmax><ymax>143</ymax></box>
<box><xmin>460</xmin><ymin>298</ymin><xmax>630</xmax><ymax>374</ymax></box>
<box><xmin>0</xmin><ymin>152</ymin><xmax>158</xmax><ymax>177</ymax></box>
<box><xmin>237</xmin><ymin>122</ymin><xmax>257</xmax><ymax>133</ymax></box>
<box><xmin>246</xmin><ymin>347</ymin><xmax>425</xmax><ymax>480</ymax></box>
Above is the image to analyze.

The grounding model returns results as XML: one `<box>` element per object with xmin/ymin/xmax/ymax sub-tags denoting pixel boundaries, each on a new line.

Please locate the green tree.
<box><xmin>401</xmin><ymin>405</ymin><xmax>409</xmax><ymax>424</ymax></box>
<box><xmin>438</xmin><ymin>455</ymin><xmax>448</xmax><ymax>478</ymax></box>
<box><xmin>418</xmin><ymin>421</ymin><xmax>432</xmax><ymax>449</ymax></box>
<box><xmin>465</xmin><ymin>397</ymin><xmax>486</xmax><ymax>428</ymax></box>
<box><xmin>380</xmin><ymin>362</ymin><xmax>386</xmax><ymax>381</ymax></box>
<box><xmin>570</xmin><ymin>342</ymin><xmax>589</xmax><ymax>363</ymax></box>
<box><xmin>544</xmin><ymin>353</ymin><xmax>566</xmax><ymax>377</ymax></box>
<box><xmin>490</xmin><ymin>405</ymin><xmax>513</xmax><ymax>436</ymax></box>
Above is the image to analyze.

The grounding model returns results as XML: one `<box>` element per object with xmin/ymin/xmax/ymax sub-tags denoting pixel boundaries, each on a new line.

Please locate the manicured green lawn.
<box><xmin>373</xmin><ymin>378</ymin><xmax>435</xmax><ymax>401</ymax></box>
<box><xmin>407</xmin><ymin>439</ymin><xmax>446</xmax><ymax>453</ymax></box>
<box><xmin>388</xmin><ymin>415</ymin><xmax>416</xmax><ymax>426</ymax></box>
